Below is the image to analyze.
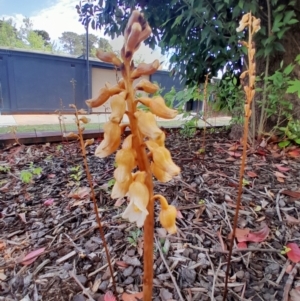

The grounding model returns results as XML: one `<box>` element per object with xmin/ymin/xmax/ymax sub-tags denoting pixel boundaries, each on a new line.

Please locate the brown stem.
<box><xmin>223</xmin><ymin>12</ymin><xmax>256</xmax><ymax>301</ymax></box>
<box><xmin>74</xmin><ymin>109</ymin><xmax>118</xmax><ymax>298</ymax></box>
<box><xmin>122</xmin><ymin>63</ymin><xmax>154</xmax><ymax>300</ymax></box>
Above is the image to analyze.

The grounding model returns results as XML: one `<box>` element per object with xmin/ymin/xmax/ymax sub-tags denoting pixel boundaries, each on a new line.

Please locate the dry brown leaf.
<box><xmin>276</xmin><ymin>177</ymin><xmax>285</xmax><ymax>183</ymax></box>
<box><xmin>282</xmin><ymin>190</ymin><xmax>300</xmax><ymax>199</ymax></box>
<box><xmin>283</xmin><ymin>212</ymin><xmax>300</xmax><ymax>224</ymax></box>
<box><xmin>274</xmin><ymin>171</ymin><xmax>287</xmax><ymax>178</ymax></box>
<box><xmin>68</xmin><ymin>187</ymin><xmax>91</xmax><ymax>199</ymax></box>
<box><xmin>247</xmin><ymin>171</ymin><xmax>258</xmax><ymax>178</ymax></box>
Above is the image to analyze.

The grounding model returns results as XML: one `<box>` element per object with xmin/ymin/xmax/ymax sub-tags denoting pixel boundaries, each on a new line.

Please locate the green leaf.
<box><xmin>294</xmin><ymin>139</ymin><xmax>300</xmax><ymax>144</ymax></box>
<box><xmin>287</xmin><ymin>19</ymin><xmax>299</xmax><ymax>25</ymax></box>
<box><xmin>287</xmin><ymin>80</ymin><xmax>300</xmax><ymax>97</ymax></box>
<box><xmin>278</xmin><ymin>141</ymin><xmax>291</xmax><ymax>148</ymax></box>
<box><xmin>283</xmin><ymin>11</ymin><xmax>295</xmax><ymax>24</ymax></box>
<box><xmin>283</xmin><ymin>63</ymin><xmax>294</xmax><ymax>75</ymax></box>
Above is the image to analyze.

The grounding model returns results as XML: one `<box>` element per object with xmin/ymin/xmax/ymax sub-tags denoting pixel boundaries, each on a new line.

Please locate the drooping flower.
<box><xmin>111</xmin><ymin>176</ymin><xmax>132</xmax><ymax>199</ymax></box>
<box><xmin>122</xmin><ymin>179</ymin><xmax>149</xmax><ymax>227</ymax></box>
<box><xmin>146</xmin><ymin>141</ymin><xmax>180</xmax><ymax>177</ymax></box>
<box><xmin>138</xmin><ymin>96</ymin><xmax>178</xmax><ymax>119</ymax></box>
<box><xmin>135</xmin><ymin>79</ymin><xmax>159</xmax><ymax>94</ymax></box>
<box><xmin>131</xmin><ymin>60</ymin><xmax>160</xmax><ymax>79</ymax></box>
<box><xmin>109</xmin><ymin>94</ymin><xmax>126</xmax><ymax>124</ymax></box>
<box><xmin>236</xmin><ymin>13</ymin><xmax>250</xmax><ymax>32</ymax></box>
<box><xmin>154</xmin><ymin>195</ymin><xmax>177</xmax><ymax>234</ymax></box>
<box><xmin>95</xmin><ymin>121</ymin><xmax>121</xmax><ymax>158</ymax></box>
<box><xmin>134</xmin><ymin>111</ymin><xmax>163</xmax><ymax>140</ymax></box>
<box><xmin>151</xmin><ymin>162</ymin><xmax>173</xmax><ymax>183</ymax></box>
<box><xmin>115</xmin><ymin>148</ymin><xmax>136</xmax><ymax>170</ymax></box>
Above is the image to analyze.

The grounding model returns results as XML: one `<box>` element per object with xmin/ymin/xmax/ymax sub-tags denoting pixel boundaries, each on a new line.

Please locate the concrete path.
<box><xmin>0</xmin><ymin>113</ymin><xmax>231</xmax><ymax>127</ymax></box>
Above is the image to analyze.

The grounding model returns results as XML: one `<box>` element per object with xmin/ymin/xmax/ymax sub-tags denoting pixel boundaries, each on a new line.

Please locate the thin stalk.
<box><xmin>223</xmin><ymin>12</ymin><xmax>257</xmax><ymax>300</ymax></box>
<box><xmin>258</xmin><ymin>0</ymin><xmax>271</xmax><ymax>136</ymax></box>
<box><xmin>122</xmin><ymin>62</ymin><xmax>154</xmax><ymax>300</ymax></box>
<box><xmin>201</xmin><ymin>74</ymin><xmax>210</xmax><ymax>158</ymax></box>
<box><xmin>74</xmin><ymin>109</ymin><xmax>118</xmax><ymax>298</ymax></box>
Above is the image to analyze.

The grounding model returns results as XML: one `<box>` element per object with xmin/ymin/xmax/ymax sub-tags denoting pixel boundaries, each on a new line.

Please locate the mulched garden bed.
<box><xmin>1</xmin><ymin>128</ymin><xmax>300</xmax><ymax>301</ymax></box>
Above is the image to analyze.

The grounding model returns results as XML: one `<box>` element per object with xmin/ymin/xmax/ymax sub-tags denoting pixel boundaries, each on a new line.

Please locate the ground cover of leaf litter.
<box><xmin>1</xmin><ymin>128</ymin><xmax>300</xmax><ymax>301</ymax></box>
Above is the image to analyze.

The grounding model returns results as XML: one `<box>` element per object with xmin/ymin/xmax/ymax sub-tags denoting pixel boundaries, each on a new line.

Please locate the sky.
<box><xmin>0</xmin><ymin>0</ymin><xmax>165</xmax><ymax>64</ymax></box>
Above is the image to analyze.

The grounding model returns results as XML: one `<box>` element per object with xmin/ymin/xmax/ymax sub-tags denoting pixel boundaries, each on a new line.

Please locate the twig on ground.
<box><xmin>276</xmin><ymin>188</ymin><xmax>284</xmax><ymax>222</ymax></box>
<box><xmin>155</xmin><ymin>236</ymin><xmax>185</xmax><ymax>301</ymax></box>
<box><xmin>69</xmin><ymin>270</ymin><xmax>95</xmax><ymax>301</ymax></box>
<box><xmin>276</xmin><ymin>260</ymin><xmax>290</xmax><ymax>284</ymax></box>
<box><xmin>283</xmin><ymin>263</ymin><xmax>299</xmax><ymax>301</ymax></box>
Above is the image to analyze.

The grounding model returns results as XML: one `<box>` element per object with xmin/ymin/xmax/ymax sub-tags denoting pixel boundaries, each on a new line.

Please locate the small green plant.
<box><xmin>213</xmin><ymin>73</ymin><xmax>244</xmax><ymax>125</ymax></box>
<box><xmin>286</xmin><ymin>54</ymin><xmax>300</xmax><ymax>97</ymax></box>
<box><xmin>0</xmin><ymin>165</ymin><xmax>10</xmax><ymax>173</ymax></box>
<box><xmin>257</xmin><ymin>61</ymin><xmax>295</xmax><ymax>131</ymax></box>
<box><xmin>278</xmin><ymin>119</ymin><xmax>300</xmax><ymax>148</ymax></box>
<box><xmin>180</xmin><ymin>118</ymin><xmax>198</xmax><ymax>138</ymax></box>
<box><xmin>20</xmin><ymin>163</ymin><xmax>42</xmax><ymax>184</ymax></box>
<box><xmin>107</xmin><ymin>178</ymin><xmax>116</xmax><ymax>188</ymax></box>
<box><xmin>56</xmin><ymin>144</ymin><xmax>63</xmax><ymax>151</ymax></box>
<box><xmin>69</xmin><ymin>165</ymin><xmax>83</xmax><ymax>182</ymax></box>
<box><xmin>127</xmin><ymin>228</ymin><xmax>142</xmax><ymax>247</ymax></box>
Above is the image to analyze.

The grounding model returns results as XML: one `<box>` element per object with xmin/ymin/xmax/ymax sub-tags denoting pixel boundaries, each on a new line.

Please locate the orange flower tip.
<box><xmin>159</xmin><ymin>204</ymin><xmax>177</xmax><ymax>235</ymax></box>
<box><xmin>151</xmin><ymin>162</ymin><xmax>173</xmax><ymax>183</ymax></box>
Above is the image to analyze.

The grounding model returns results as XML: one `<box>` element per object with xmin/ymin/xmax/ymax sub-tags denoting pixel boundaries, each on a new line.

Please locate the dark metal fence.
<box><xmin>0</xmin><ymin>48</ymin><xmax>184</xmax><ymax>114</ymax></box>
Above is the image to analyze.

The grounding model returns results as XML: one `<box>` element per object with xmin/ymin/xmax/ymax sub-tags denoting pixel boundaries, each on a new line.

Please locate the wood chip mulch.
<box><xmin>1</xmin><ymin>128</ymin><xmax>300</xmax><ymax>301</ymax></box>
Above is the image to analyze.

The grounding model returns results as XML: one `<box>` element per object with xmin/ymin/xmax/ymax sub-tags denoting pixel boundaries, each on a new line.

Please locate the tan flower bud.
<box><xmin>151</xmin><ymin>162</ymin><xmax>173</xmax><ymax>183</ymax></box>
<box><xmin>126</xmin><ymin>22</ymin><xmax>142</xmax><ymax>55</ymax></box>
<box><xmin>136</xmin><ymin>24</ymin><xmax>152</xmax><ymax>45</ymax></box>
<box><xmin>146</xmin><ymin>141</ymin><xmax>180</xmax><ymax>177</ymax></box>
<box><xmin>134</xmin><ymin>111</ymin><xmax>163</xmax><ymax>140</ymax></box>
<box><xmin>109</xmin><ymin>94</ymin><xmax>126</xmax><ymax>123</ymax></box>
<box><xmin>252</xmin><ymin>18</ymin><xmax>261</xmax><ymax>33</ymax></box>
<box><xmin>63</xmin><ymin>132</ymin><xmax>79</xmax><ymax>139</ymax></box>
<box><xmin>122</xmin><ymin>134</ymin><xmax>133</xmax><ymax>149</ymax></box>
<box><xmin>86</xmin><ymin>86</ymin><xmax>111</xmax><ymax>108</ymax></box>
<box><xmin>131</xmin><ymin>60</ymin><xmax>160</xmax><ymax>79</ymax></box>
<box><xmin>236</xmin><ymin>13</ymin><xmax>250</xmax><ymax>32</ymax></box>
<box><xmin>114</xmin><ymin>165</ymin><xmax>132</xmax><ymax>183</ymax></box>
<box><xmin>138</xmin><ymin>96</ymin><xmax>178</xmax><ymax>119</ymax></box>
<box><xmin>111</xmin><ymin>178</ymin><xmax>132</xmax><ymax>199</ymax></box>
<box><xmin>78</xmin><ymin>109</ymin><xmax>88</xmax><ymax>114</ymax></box>
<box><xmin>124</xmin><ymin>10</ymin><xmax>141</xmax><ymax>41</ymax></box>
<box><xmin>96</xmin><ymin>49</ymin><xmax>122</xmax><ymax>67</ymax></box>
<box><xmin>135</xmin><ymin>79</ymin><xmax>159</xmax><ymax>94</ymax></box>
<box><xmin>79</xmin><ymin>116</ymin><xmax>90</xmax><ymax>124</ymax></box>
<box><xmin>84</xmin><ymin>138</ymin><xmax>94</xmax><ymax>148</ymax></box>
<box><xmin>118</xmin><ymin>78</ymin><xmax>126</xmax><ymax>89</ymax></box>
<box><xmin>154</xmin><ymin>195</ymin><xmax>177</xmax><ymax>234</ymax></box>
<box><xmin>115</xmin><ymin>148</ymin><xmax>136</xmax><ymax>170</ymax></box>
<box><xmin>95</xmin><ymin>121</ymin><xmax>121</xmax><ymax>158</ymax></box>
<box><xmin>108</xmin><ymin>85</ymin><xmax>124</xmax><ymax>96</ymax></box>
<box><xmin>240</xmin><ymin>71</ymin><xmax>248</xmax><ymax>80</ymax></box>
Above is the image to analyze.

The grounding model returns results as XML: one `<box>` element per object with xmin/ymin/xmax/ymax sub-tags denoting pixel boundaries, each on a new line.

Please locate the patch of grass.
<box><xmin>0</xmin><ymin>123</ymin><xmax>104</xmax><ymax>134</ymax></box>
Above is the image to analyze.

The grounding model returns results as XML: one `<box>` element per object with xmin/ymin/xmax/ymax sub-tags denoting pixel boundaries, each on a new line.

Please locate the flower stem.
<box><xmin>122</xmin><ymin>62</ymin><xmax>154</xmax><ymax>300</ymax></box>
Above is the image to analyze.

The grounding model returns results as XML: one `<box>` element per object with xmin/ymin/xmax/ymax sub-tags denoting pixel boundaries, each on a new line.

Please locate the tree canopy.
<box><xmin>58</xmin><ymin>31</ymin><xmax>113</xmax><ymax>57</ymax></box>
<box><xmin>92</xmin><ymin>0</ymin><xmax>299</xmax><ymax>84</ymax></box>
